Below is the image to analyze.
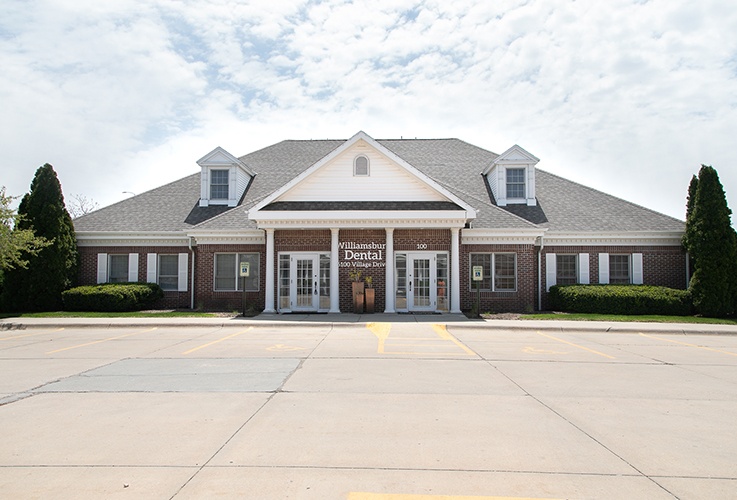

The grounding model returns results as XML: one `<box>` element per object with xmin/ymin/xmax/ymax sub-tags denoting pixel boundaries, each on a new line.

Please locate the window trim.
<box><xmin>505</xmin><ymin>167</ymin><xmax>526</xmax><ymax>199</ymax></box>
<box><xmin>210</xmin><ymin>169</ymin><xmax>230</xmax><ymax>200</ymax></box>
<box><xmin>353</xmin><ymin>155</ymin><xmax>370</xmax><ymax>177</ymax></box>
<box><xmin>556</xmin><ymin>254</ymin><xmax>578</xmax><ymax>285</ymax></box>
<box><xmin>108</xmin><ymin>254</ymin><xmax>129</xmax><ymax>283</ymax></box>
<box><xmin>469</xmin><ymin>253</ymin><xmax>517</xmax><ymax>292</ymax></box>
<box><xmin>609</xmin><ymin>254</ymin><xmax>632</xmax><ymax>285</ymax></box>
<box><xmin>213</xmin><ymin>252</ymin><xmax>260</xmax><ymax>292</ymax></box>
<box><xmin>157</xmin><ymin>254</ymin><xmax>179</xmax><ymax>291</ymax></box>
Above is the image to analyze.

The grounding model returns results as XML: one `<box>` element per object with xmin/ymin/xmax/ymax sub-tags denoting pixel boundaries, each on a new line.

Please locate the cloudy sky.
<box><xmin>2</xmin><ymin>0</ymin><xmax>736</xmax><ymax>222</ymax></box>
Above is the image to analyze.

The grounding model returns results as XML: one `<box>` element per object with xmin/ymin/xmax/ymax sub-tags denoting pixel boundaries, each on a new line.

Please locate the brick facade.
<box><xmin>540</xmin><ymin>245</ymin><xmax>687</xmax><ymax>310</ymax></box>
<box><xmin>77</xmin><ymin>237</ymin><xmax>687</xmax><ymax>314</ymax></box>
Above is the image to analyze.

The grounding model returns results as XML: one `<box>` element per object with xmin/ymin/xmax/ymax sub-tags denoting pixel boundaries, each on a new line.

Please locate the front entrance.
<box><xmin>395</xmin><ymin>252</ymin><xmax>448</xmax><ymax>313</ymax></box>
<box><xmin>278</xmin><ymin>253</ymin><xmax>331</xmax><ymax>313</ymax></box>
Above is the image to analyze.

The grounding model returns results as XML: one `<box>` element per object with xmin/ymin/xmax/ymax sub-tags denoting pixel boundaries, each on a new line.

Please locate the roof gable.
<box><xmin>250</xmin><ymin>131</ymin><xmax>476</xmax><ymax>216</ymax></box>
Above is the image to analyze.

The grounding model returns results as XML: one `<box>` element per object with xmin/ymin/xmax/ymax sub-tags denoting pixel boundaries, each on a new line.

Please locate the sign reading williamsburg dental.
<box><xmin>340</xmin><ymin>241</ymin><xmax>387</xmax><ymax>268</ymax></box>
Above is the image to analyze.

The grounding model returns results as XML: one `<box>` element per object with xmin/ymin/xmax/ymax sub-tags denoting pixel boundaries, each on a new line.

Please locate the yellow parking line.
<box><xmin>367</xmin><ymin>322</ymin><xmax>391</xmax><ymax>354</ymax></box>
<box><xmin>536</xmin><ymin>331</ymin><xmax>615</xmax><ymax>359</ymax></box>
<box><xmin>183</xmin><ymin>327</ymin><xmax>253</xmax><ymax>355</ymax></box>
<box><xmin>46</xmin><ymin>328</ymin><xmax>157</xmax><ymax>354</ymax></box>
<box><xmin>432</xmin><ymin>324</ymin><xmax>476</xmax><ymax>356</ymax></box>
<box><xmin>640</xmin><ymin>333</ymin><xmax>737</xmax><ymax>357</ymax></box>
<box><xmin>1</xmin><ymin>328</ymin><xmax>64</xmax><ymax>341</ymax></box>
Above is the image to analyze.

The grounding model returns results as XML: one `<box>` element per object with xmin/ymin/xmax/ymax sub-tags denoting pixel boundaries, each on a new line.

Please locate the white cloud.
<box><xmin>1</xmin><ymin>0</ymin><xmax>736</xmax><ymax>221</ymax></box>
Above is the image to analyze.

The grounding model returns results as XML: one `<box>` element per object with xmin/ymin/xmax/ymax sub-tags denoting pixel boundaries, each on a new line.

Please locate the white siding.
<box><xmin>599</xmin><ymin>253</ymin><xmax>609</xmax><ymax>284</ymax></box>
<box><xmin>545</xmin><ymin>253</ymin><xmax>557</xmax><ymax>291</ymax></box>
<box><xmin>97</xmin><ymin>253</ymin><xmax>108</xmax><ymax>284</ymax></box>
<box><xmin>282</xmin><ymin>142</ymin><xmax>446</xmax><ymax>202</ymax></box>
<box><xmin>128</xmin><ymin>253</ymin><xmax>139</xmax><ymax>282</ymax></box>
<box><xmin>487</xmin><ymin>166</ymin><xmax>498</xmax><ymax>202</ymax></box>
<box><xmin>578</xmin><ymin>253</ymin><xmax>590</xmax><ymax>284</ymax></box>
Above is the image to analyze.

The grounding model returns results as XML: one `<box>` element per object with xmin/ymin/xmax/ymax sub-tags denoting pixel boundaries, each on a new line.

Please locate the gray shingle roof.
<box><xmin>74</xmin><ymin>137</ymin><xmax>684</xmax><ymax>234</ymax></box>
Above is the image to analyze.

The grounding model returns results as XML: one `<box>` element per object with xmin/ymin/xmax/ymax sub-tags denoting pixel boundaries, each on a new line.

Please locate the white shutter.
<box><xmin>579</xmin><ymin>253</ymin><xmax>590</xmax><ymax>284</ymax></box>
<box><xmin>632</xmin><ymin>253</ymin><xmax>643</xmax><ymax>285</ymax></box>
<box><xmin>128</xmin><ymin>253</ymin><xmax>139</xmax><ymax>282</ymax></box>
<box><xmin>147</xmin><ymin>253</ymin><xmax>157</xmax><ymax>283</ymax></box>
<box><xmin>599</xmin><ymin>253</ymin><xmax>609</xmax><ymax>284</ymax></box>
<box><xmin>178</xmin><ymin>253</ymin><xmax>189</xmax><ymax>292</ymax></box>
<box><xmin>545</xmin><ymin>253</ymin><xmax>557</xmax><ymax>291</ymax></box>
<box><xmin>97</xmin><ymin>253</ymin><xmax>108</xmax><ymax>284</ymax></box>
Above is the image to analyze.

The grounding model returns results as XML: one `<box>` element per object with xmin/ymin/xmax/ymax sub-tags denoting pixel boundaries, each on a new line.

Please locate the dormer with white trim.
<box><xmin>197</xmin><ymin>147</ymin><xmax>255</xmax><ymax>207</ymax></box>
<box><xmin>482</xmin><ymin>145</ymin><xmax>539</xmax><ymax>207</ymax></box>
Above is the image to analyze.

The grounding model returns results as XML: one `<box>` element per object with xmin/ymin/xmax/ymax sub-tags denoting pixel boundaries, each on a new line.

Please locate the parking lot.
<box><xmin>1</xmin><ymin>317</ymin><xmax>736</xmax><ymax>499</ymax></box>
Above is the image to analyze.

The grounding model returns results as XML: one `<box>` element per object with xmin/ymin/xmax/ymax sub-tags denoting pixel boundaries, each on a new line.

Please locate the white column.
<box><xmin>263</xmin><ymin>228</ymin><xmax>276</xmax><ymax>313</ymax></box>
<box><xmin>330</xmin><ymin>228</ymin><xmax>340</xmax><ymax>313</ymax></box>
<box><xmin>450</xmin><ymin>227</ymin><xmax>461</xmax><ymax>313</ymax></box>
<box><xmin>384</xmin><ymin>227</ymin><xmax>395</xmax><ymax>313</ymax></box>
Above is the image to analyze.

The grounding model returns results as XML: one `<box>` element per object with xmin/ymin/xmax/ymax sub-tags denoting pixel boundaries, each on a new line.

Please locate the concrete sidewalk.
<box><xmin>2</xmin><ymin>312</ymin><xmax>737</xmax><ymax>335</ymax></box>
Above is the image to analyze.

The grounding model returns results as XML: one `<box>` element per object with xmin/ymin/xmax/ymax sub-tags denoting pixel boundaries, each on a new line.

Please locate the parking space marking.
<box><xmin>182</xmin><ymin>327</ymin><xmax>253</xmax><ymax>355</ymax></box>
<box><xmin>46</xmin><ymin>327</ymin><xmax>157</xmax><ymax>354</ymax></box>
<box><xmin>523</xmin><ymin>346</ymin><xmax>568</xmax><ymax>355</ymax></box>
<box><xmin>535</xmin><ymin>331</ymin><xmax>615</xmax><ymax>359</ymax></box>
<box><xmin>640</xmin><ymin>332</ymin><xmax>737</xmax><ymax>357</ymax></box>
<box><xmin>432</xmin><ymin>324</ymin><xmax>476</xmax><ymax>356</ymax></box>
<box><xmin>1</xmin><ymin>328</ymin><xmax>64</xmax><ymax>341</ymax></box>
<box><xmin>367</xmin><ymin>323</ymin><xmax>475</xmax><ymax>356</ymax></box>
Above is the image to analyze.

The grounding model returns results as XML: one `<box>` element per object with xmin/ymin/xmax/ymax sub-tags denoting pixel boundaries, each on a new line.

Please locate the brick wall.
<box><xmin>460</xmin><ymin>243</ymin><xmax>537</xmax><ymax>313</ymax></box>
<box><xmin>540</xmin><ymin>245</ymin><xmax>687</xmax><ymax>310</ymax></box>
<box><xmin>77</xmin><ymin>246</ymin><xmax>192</xmax><ymax>309</ymax></box>
<box><xmin>195</xmin><ymin>243</ymin><xmax>266</xmax><ymax>311</ymax></box>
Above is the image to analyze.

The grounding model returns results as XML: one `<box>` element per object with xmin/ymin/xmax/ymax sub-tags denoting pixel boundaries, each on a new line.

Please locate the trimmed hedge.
<box><xmin>62</xmin><ymin>283</ymin><xmax>164</xmax><ymax>312</ymax></box>
<box><xmin>548</xmin><ymin>285</ymin><xmax>692</xmax><ymax>316</ymax></box>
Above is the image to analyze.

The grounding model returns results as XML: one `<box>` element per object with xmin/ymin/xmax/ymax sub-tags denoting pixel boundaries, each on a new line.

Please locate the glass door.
<box><xmin>295</xmin><ymin>257</ymin><xmax>316</xmax><ymax>310</ymax></box>
<box><xmin>395</xmin><ymin>252</ymin><xmax>446</xmax><ymax>312</ymax></box>
<box><xmin>410</xmin><ymin>256</ymin><xmax>433</xmax><ymax>311</ymax></box>
<box><xmin>279</xmin><ymin>253</ymin><xmax>329</xmax><ymax>312</ymax></box>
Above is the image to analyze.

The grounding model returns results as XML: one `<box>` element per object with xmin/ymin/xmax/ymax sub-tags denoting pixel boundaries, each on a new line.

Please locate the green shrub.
<box><xmin>62</xmin><ymin>283</ymin><xmax>164</xmax><ymax>312</ymax></box>
<box><xmin>548</xmin><ymin>285</ymin><xmax>692</xmax><ymax>316</ymax></box>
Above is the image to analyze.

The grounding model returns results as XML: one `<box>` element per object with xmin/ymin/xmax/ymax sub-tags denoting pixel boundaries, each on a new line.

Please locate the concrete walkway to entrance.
<box><xmin>2</xmin><ymin>312</ymin><xmax>736</xmax><ymax>335</ymax></box>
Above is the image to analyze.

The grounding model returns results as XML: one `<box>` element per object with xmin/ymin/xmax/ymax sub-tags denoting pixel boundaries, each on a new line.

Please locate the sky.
<box><xmin>2</xmin><ymin>0</ymin><xmax>736</xmax><ymax>222</ymax></box>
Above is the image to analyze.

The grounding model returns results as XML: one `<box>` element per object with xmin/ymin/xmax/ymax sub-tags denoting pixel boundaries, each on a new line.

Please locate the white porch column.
<box><xmin>450</xmin><ymin>227</ymin><xmax>461</xmax><ymax>313</ymax></box>
<box><xmin>263</xmin><ymin>228</ymin><xmax>276</xmax><ymax>313</ymax></box>
<box><xmin>384</xmin><ymin>227</ymin><xmax>395</xmax><ymax>313</ymax></box>
<box><xmin>330</xmin><ymin>228</ymin><xmax>340</xmax><ymax>313</ymax></box>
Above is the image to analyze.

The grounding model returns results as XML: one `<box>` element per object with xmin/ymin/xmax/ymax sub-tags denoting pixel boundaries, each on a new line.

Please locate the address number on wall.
<box><xmin>416</xmin><ymin>243</ymin><xmax>428</xmax><ymax>250</ymax></box>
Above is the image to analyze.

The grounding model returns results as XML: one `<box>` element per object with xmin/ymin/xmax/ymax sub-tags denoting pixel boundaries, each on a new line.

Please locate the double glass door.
<box><xmin>395</xmin><ymin>252</ymin><xmax>448</xmax><ymax>312</ymax></box>
<box><xmin>279</xmin><ymin>253</ymin><xmax>330</xmax><ymax>312</ymax></box>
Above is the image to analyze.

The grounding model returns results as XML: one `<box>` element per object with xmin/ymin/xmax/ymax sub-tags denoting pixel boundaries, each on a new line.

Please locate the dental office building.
<box><xmin>73</xmin><ymin>131</ymin><xmax>687</xmax><ymax>314</ymax></box>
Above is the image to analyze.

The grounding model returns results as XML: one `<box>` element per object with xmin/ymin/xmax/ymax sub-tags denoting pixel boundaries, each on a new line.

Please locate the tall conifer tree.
<box><xmin>3</xmin><ymin>164</ymin><xmax>78</xmax><ymax>311</ymax></box>
<box><xmin>685</xmin><ymin>165</ymin><xmax>736</xmax><ymax>317</ymax></box>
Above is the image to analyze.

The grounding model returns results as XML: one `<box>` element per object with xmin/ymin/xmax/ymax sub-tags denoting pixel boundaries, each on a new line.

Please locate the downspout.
<box><xmin>537</xmin><ymin>234</ymin><xmax>545</xmax><ymax>311</ymax></box>
<box><xmin>188</xmin><ymin>236</ymin><xmax>196</xmax><ymax>310</ymax></box>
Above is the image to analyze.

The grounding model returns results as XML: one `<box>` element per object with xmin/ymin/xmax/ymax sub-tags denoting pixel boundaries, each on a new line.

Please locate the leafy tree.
<box><xmin>0</xmin><ymin>187</ymin><xmax>50</xmax><ymax>270</ymax></box>
<box><xmin>2</xmin><ymin>164</ymin><xmax>79</xmax><ymax>311</ymax></box>
<box><xmin>684</xmin><ymin>165</ymin><xmax>737</xmax><ymax>317</ymax></box>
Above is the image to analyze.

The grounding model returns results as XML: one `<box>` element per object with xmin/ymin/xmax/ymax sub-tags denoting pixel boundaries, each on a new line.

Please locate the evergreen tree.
<box><xmin>685</xmin><ymin>165</ymin><xmax>737</xmax><ymax>317</ymax></box>
<box><xmin>2</xmin><ymin>164</ymin><xmax>78</xmax><ymax>311</ymax></box>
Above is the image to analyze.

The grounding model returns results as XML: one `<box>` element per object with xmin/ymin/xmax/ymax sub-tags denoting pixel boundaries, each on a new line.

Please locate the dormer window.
<box><xmin>354</xmin><ymin>155</ymin><xmax>369</xmax><ymax>176</ymax></box>
<box><xmin>210</xmin><ymin>170</ymin><xmax>229</xmax><ymax>199</ymax></box>
<box><xmin>506</xmin><ymin>168</ymin><xmax>526</xmax><ymax>199</ymax></box>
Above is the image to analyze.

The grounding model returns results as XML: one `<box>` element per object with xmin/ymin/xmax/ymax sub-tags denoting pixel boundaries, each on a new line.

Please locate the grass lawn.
<box><xmin>0</xmin><ymin>310</ymin><xmax>228</xmax><ymax>319</ymax></box>
<box><xmin>522</xmin><ymin>312</ymin><xmax>737</xmax><ymax>325</ymax></box>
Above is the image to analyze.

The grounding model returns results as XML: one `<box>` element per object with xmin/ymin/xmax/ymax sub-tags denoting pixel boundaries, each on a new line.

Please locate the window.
<box><xmin>158</xmin><ymin>255</ymin><xmax>179</xmax><ymax>291</ymax></box>
<box><xmin>556</xmin><ymin>255</ymin><xmax>578</xmax><ymax>285</ymax></box>
<box><xmin>470</xmin><ymin>253</ymin><xmax>516</xmax><ymax>291</ymax></box>
<box><xmin>210</xmin><ymin>169</ymin><xmax>229</xmax><ymax>199</ymax></box>
<box><xmin>506</xmin><ymin>168</ymin><xmax>526</xmax><ymax>199</ymax></box>
<box><xmin>609</xmin><ymin>254</ymin><xmax>631</xmax><ymax>284</ymax></box>
<box><xmin>109</xmin><ymin>254</ymin><xmax>129</xmax><ymax>283</ymax></box>
<box><xmin>354</xmin><ymin>155</ymin><xmax>369</xmax><ymax>176</ymax></box>
<box><xmin>214</xmin><ymin>253</ymin><xmax>260</xmax><ymax>291</ymax></box>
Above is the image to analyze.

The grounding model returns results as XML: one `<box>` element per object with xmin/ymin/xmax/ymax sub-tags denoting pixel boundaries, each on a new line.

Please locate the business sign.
<box><xmin>339</xmin><ymin>241</ymin><xmax>386</xmax><ymax>268</ymax></box>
